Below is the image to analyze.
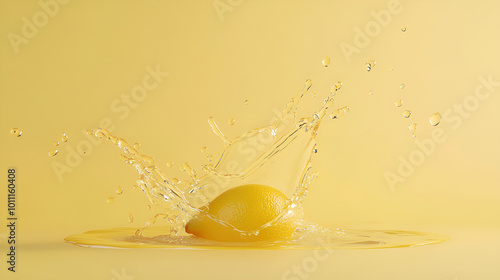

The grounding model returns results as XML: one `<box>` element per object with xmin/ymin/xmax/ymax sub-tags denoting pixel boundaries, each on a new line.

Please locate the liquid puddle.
<box><xmin>65</xmin><ymin>79</ymin><xmax>447</xmax><ymax>250</ymax></box>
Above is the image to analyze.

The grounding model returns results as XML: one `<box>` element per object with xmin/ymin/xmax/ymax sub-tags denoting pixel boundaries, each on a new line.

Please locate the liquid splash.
<box><xmin>65</xmin><ymin>80</ymin><xmax>447</xmax><ymax>249</ymax></box>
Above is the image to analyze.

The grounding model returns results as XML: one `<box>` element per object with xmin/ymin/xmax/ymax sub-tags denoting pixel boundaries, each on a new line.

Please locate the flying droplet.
<box><xmin>429</xmin><ymin>113</ymin><xmax>441</xmax><ymax>126</ymax></box>
<box><xmin>401</xmin><ymin>27</ymin><xmax>407</xmax><ymax>32</ymax></box>
<box><xmin>201</xmin><ymin>146</ymin><xmax>207</xmax><ymax>153</ymax></box>
<box><xmin>400</xmin><ymin>83</ymin><xmax>405</xmax><ymax>90</ymax></box>
<box><xmin>128</xmin><ymin>214</ymin><xmax>134</xmax><ymax>223</ymax></box>
<box><xmin>244</xmin><ymin>100</ymin><xmax>248</xmax><ymax>105</ymax></box>
<box><xmin>116</xmin><ymin>187</ymin><xmax>124</xmax><ymax>195</ymax></box>
<box><xmin>107</xmin><ymin>197</ymin><xmax>115</xmax><ymax>204</ymax></box>
<box><xmin>305</xmin><ymin>79</ymin><xmax>312</xmax><ymax>90</ymax></box>
<box><xmin>228</xmin><ymin>118</ymin><xmax>235</xmax><ymax>126</ymax></box>
<box><xmin>53</xmin><ymin>141</ymin><xmax>60</xmax><ymax>146</ymax></box>
<box><xmin>365</xmin><ymin>60</ymin><xmax>376</xmax><ymax>71</ymax></box>
<box><xmin>86</xmin><ymin>129</ymin><xmax>94</xmax><ymax>135</ymax></box>
<box><xmin>388</xmin><ymin>68</ymin><xmax>394</xmax><ymax>72</ymax></box>
<box><xmin>48</xmin><ymin>149</ymin><xmax>59</xmax><ymax>157</ymax></box>
<box><xmin>409</xmin><ymin>123</ymin><xmax>417</xmax><ymax>137</ymax></box>
<box><xmin>395</xmin><ymin>100</ymin><xmax>403</xmax><ymax>107</ymax></box>
<box><xmin>132</xmin><ymin>184</ymin><xmax>138</xmax><ymax>190</ymax></box>
<box><xmin>172</xmin><ymin>178</ymin><xmax>181</xmax><ymax>185</ymax></box>
<box><xmin>313</xmin><ymin>148</ymin><xmax>318</xmax><ymax>153</ymax></box>
<box><xmin>310</xmin><ymin>92</ymin><xmax>316</xmax><ymax>98</ymax></box>
<box><xmin>133</xmin><ymin>143</ymin><xmax>140</xmax><ymax>150</ymax></box>
<box><xmin>61</xmin><ymin>133</ymin><xmax>68</xmax><ymax>142</ymax></box>
<box><xmin>403</xmin><ymin>110</ymin><xmax>411</xmax><ymax>118</ymax></box>
<box><xmin>10</xmin><ymin>128</ymin><xmax>22</xmax><ymax>137</ymax></box>
<box><xmin>369</xmin><ymin>90</ymin><xmax>374</xmax><ymax>95</ymax></box>
<box><xmin>331</xmin><ymin>82</ymin><xmax>343</xmax><ymax>94</ymax></box>
<box><xmin>207</xmin><ymin>154</ymin><xmax>213</xmax><ymax>162</ymax></box>
<box><xmin>322</xmin><ymin>56</ymin><xmax>331</xmax><ymax>67</ymax></box>
<box><xmin>166</xmin><ymin>162</ymin><xmax>174</xmax><ymax>167</ymax></box>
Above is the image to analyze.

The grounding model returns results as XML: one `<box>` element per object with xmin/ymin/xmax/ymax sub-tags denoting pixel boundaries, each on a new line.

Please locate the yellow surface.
<box><xmin>1</xmin><ymin>0</ymin><xmax>499</xmax><ymax>279</ymax></box>
<box><xmin>186</xmin><ymin>184</ymin><xmax>297</xmax><ymax>242</ymax></box>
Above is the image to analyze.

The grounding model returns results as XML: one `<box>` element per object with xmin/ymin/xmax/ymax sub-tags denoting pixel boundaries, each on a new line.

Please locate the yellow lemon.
<box><xmin>185</xmin><ymin>184</ymin><xmax>298</xmax><ymax>242</ymax></box>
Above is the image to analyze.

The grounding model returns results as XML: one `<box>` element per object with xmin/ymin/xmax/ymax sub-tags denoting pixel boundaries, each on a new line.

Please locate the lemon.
<box><xmin>185</xmin><ymin>184</ymin><xmax>298</xmax><ymax>242</ymax></box>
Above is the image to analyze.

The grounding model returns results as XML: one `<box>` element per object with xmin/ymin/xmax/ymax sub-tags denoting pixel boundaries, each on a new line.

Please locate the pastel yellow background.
<box><xmin>1</xmin><ymin>0</ymin><xmax>499</xmax><ymax>279</ymax></box>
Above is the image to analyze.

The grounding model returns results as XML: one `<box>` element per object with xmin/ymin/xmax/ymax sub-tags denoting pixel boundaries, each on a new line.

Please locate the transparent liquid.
<box><xmin>65</xmin><ymin>79</ymin><xmax>447</xmax><ymax>249</ymax></box>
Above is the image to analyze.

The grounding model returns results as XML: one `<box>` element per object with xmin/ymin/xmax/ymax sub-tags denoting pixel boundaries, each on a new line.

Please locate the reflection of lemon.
<box><xmin>185</xmin><ymin>184</ymin><xmax>298</xmax><ymax>242</ymax></box>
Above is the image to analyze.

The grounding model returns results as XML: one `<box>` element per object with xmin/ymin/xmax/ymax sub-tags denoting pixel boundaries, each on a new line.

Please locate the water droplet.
<box><xmin>207</xmin><ymin>154</ymin><xmax>213</xmax><ymax>162</ymax></box>
<box><xmin>322</xmin><ymin>56</ymin><xmax>331</xmax><ymax>67</ymax></box>
<box><xmin>48</xmin><ymin>149</ymin><xmax>59</xmax><ymax>157</ymax></box>
<box><xmin>145</xmin><ymin>166</ymin><xmax>155</xmax><ymax>173</ymax></box>
<box><xmin>201</xmin><ymin>146</ymin><xmax>207</xmax><ymax>153</ymax></box>
<box><xmin>369</xmin><ymin>90</ymin><xmax>374</xmax><ymax>95</ymax></box>
<box><xmin>401</xmin><ymin>27</ymin><xmax>407</xmax><ymax>32</ymax></box>
<box><xmin>365</xmin><ymin>60</ymin><xmax>376</xmax><ymax>71</ymax></box>
<box><xmin>116</xmin><ymin>187</ymin><xmax>124</xmax><ymax>195</ymax></box>
<box><xmin>61</xmin><ymin>133</ymin><xmax>68</xmax><ymax>142</ymax></box>
<box><xmin>166</xmin><ymin>162</ymin><xmax>174</xmax><ymax>167</ymax></box>
<box><xmin>400</xmin><ymin>83</ymin><xmax>405</xmax><ymax>90</ymax></box>
<box><xmin>147</xmin><ymin>205</ymin><xmax>151</xmax><ymax>210</ymax></box>
<box><xmin>86</xmin><ymin>129</ymin><xmax>94</xmax><ymax>135</ymax></box>
<box><xmin>313</xmin><ymin>148</ymin><xmax>318</xmax><ymax>153</ymax></box>
<box><xmin>429</xmin><ymin>113</ymin><xmax>441</xmax><ymax>126</ymax></box>
<box><xmin>331</xmin><ymin>81</ymin><xmax>343</xmax><ymax>94</ymax></box>
<box><xmin>403</xmin><ymin>110</ymin><xmax>411</xmax><ymax>118</ymax></box>
<box><xmin>53</xmin><ymin>141</ymin><xmax>60</xmax><ymax>146</ymax></box>
<box><xmin>133</xmin><ymin>143</ymin><xmax>140</xmax><ymax>150</ymax></box>
<box><xmin>107</xmin><ymin>197</ymin><xmax>115</xmax><ymax>204</ymax></box>
<box><xmin>409</xmin><ymin>123</ymin><xmax>417</xmax><ymax>137</ymax></box>
<box><xmin>395</xmin><ymin>100</ymin><xmax>403</xmax><ymax>107</ymax></box>
<box><xmin>310</xmin><ymin>92</ymin><xmax>316</xmax><ymax>98</ymax></box>
<box><xmin>128</xmin><ymin>214</ymin><xmax>134</xmax><ymax>223</ymax></box>
<box><xmin>10</xmin><ymin>128</ymin><xmax>22</xmax><ymax>137</ymax></box>
<box><xmin>244</xmin><ymin>100</ymin><xmax>248</xmax><ymax>105</ymax></box>
<box><xmin>228</xmin><ymin>118</ymin><xmax>235</xmax><ymax>126</ymax></box>
<box><xmin>82</xmin><ymin>149</ymin><xmax>87</xmax><ymax>154</ymax></box>
<box><xmin>132</xmin><ymin>184</ymin><xmax>138</xmax><ymax>190</ymax></box>
<box><xmin>388</xmin><ymin>68</ymin><xmax>394</xmax><ymax>72</ymax></box>
<box><xmin>330</xmin><ymin>106</ymin><xmax>350</xmax><ymax>119</ymax></box>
